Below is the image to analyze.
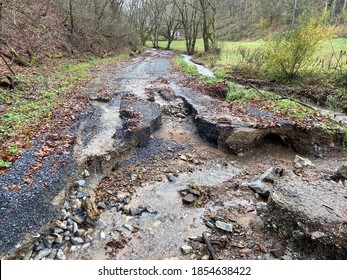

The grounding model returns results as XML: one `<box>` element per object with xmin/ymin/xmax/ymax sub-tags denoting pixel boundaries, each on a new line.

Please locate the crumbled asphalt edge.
<box><xmin>265</xmin><ymin>176</ymin><xmax>347</xmax><ymax>260</ymax></box>
<box><xmin>266</xmin><ymin>201</ymin><xmax>347</xmax><ymax>260</ymax></box>
<box><xmin>0</xmin><ymin>120</ymin><xmax>83</xmax><ymax>258</ymax></box>
<box><xmin>119</xmin><ymin>94</ymin><xmax>163</xmax><ymax>147</ymax></box>
<box><xmin>176</xmin><ymin>86</ymin><xmax>343</xmax><ymax>156</ymax></box>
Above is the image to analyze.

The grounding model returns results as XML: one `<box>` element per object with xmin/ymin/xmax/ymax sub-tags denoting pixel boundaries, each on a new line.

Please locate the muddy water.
<box><xmin>100</xmin><ymin>164</ymin><xmax>240</xmax><ymax>260</ymax></box>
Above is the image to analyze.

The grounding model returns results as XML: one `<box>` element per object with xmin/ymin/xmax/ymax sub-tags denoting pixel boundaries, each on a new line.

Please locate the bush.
<box><xmin>265</xmin><ymin>13</ymin><xmax>335</xmax><ymax>79</ymax></box>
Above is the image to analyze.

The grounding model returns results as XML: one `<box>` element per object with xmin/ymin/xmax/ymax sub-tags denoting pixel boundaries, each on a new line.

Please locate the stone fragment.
<box><xmin>69</xmin><ymin>215</ymin><xmax>84</xmax><ymax>224</ymax></box>
<box><xmin>181</xmin><ymin>245</ymin><xmax>193</xmax><ymax>255</ymax></box>
<box><xmin>55</xmin><ymin>220</ymin><xmax>67</xmax><ymax>230</ymax></box>
<box><xmin>55</xmin><ymin>235</ymin><xmax>63</xmax><ymax>244</ymax></box>
<box><xmin>215</xmin><ymin>220</ymin><xmax>233</xmax><ymax>233</ymax></box>
<box><xmin>179</xmin><ymin>155</ymin><xmax>187</xmax><ymax>161</ymax></box>
<box><xmin>205</xmin><ymin>220</ymin><xmax>215</xmax><ymax>229</ymax></box>
<box><xmin>73</xmin><ymin>222</ymin><xmax>79</xmax><ymax>234</ymax></box>
<box><xmin>183</xmin><ymin>194</ymin><xmax>198</xmax><ymax>204</ymax></box>
<box><xmin>248</xmin><ymin>181</ymin><xmax>271</xmax><ymax>198</ymax></box>
<box><xmin>76</xmin><ymin>229</ymin><xmax>86</xmax><ymax>237</ymax></box>
<box><xmin>311</xmin><ymin>231</ymin><xmax>326</xmax><ymax>240</ymax></box>
<box><xmin>35</xmin><ymin>248</ymin><xmax>52</xmax><ymax>260</ymax></box>
<box><xmin>47</xmin><ymin>249</ymin><xmax>58</xmax><ymax>259</ymax></box>
<box><xmin>294</xmin><ymin>155</ymin><xmax>314</xmax><ymax>168</ymax></box>
<box><xmin>43</xmin><ymin>235</ymin><xmax>55</xmax><ymax>248</ymax></box>
<box><xmin>146</xmin><ymin>204</ymin><xmax>156</xmax><ymax>213</ymax></box>
<box><xmin>188</xmin><ymin>188</ymin><xmax>201</xmax><ymax>196</ymax></box>
<box><xmin>70</xmin><ymin>237</ymin><xmax>84</xmax><ymax>245</ymax></box>
<box><xmin>35</xmin><ymin>243</ymin><xmax>45</xmax><ymax>251</ymax></box>
<box><xmin>153</xmin><ymin>221</ymin><xmax>161</xmax><ymax>228</ymax></box>
<box><xmin>82</xmin><ymin>170</ymin><xmax>90</xmax><ymax>178</ymax></box>
<box><xmin>69</xmin><ymin>245</ymin><xmax>80</xmax><ymax>253</ymax></box>
<box><xmin>56</xmin><ymin>249</ymin><xmax>66</xmax><ymax>260</ymax></box>
<box><xmin>54</xmin><ymin>227</ymin><xmax>64</xmax><ymax>234</ymax></box>
<box><xmin>75</xmin><ymin>180</ymin><xmax>86</xmax><ymax>188</ymax></box>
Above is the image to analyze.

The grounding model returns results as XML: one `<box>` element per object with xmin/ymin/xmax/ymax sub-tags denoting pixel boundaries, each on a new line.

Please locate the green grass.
<box><xmin>152</xmin><ymin>38</ymin><xmax>347</xmax><ymax>71</ymax></box>
<box><xmin>173</xmin><ymin>56</ymin><xmax>199</xmax><ymax>75</ymax></box>
<box><xmin>0</xmin><ymin>53</ymin><xmax>129</xmax><ymax>169</ymax></box>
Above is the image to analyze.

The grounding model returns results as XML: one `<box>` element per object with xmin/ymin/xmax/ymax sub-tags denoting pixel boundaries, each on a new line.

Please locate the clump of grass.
<box><xmin>226</xmin><ymin>82</ymin><xmax>259</xmax><ymax>102</ymax></box>
<box><xmin>173</xmin><ymin>56</ymin><xmax>199</xmax><ymax>76</ymax></box>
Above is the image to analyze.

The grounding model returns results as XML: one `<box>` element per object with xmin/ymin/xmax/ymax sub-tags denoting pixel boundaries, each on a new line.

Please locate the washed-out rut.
<box><xmin>1</xmin><ymin>49</ymin><xmax>345</xmax><ymax>260</ymax></box>
<box><xmin>67</xmin><ymin>49</ymin><xmax>346</xmax><ymax>260</ymax></box>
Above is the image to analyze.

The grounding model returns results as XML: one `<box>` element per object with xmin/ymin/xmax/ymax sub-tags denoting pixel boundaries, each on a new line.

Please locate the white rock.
<box><xmin>215</xmin><ymin>220</ymin><xmax>233</xmax><ymax>232</ymax></box>
<box><xmin>294</xmin><ymin>155</ymin><xmax>314</xmax><ymax>168</ymax></box>
<box><xmin>311</xmin><ymin>231</ymin><xmax>326</xmax><ymax>240</ymax></box>
<box><xmin>55</xmin><ymin>235</ymin><xmax>63</xmax><ymax>244</ymax></box>
<box><xmin>181</xmin><ymin>245</ymin><xmax>193</xmax><ymax>255</ymax></box>
<box><xmin>55</xmin><ymin>220</ymin><xmax>67</xmax><ymax>230</ymax></box>
<box><xmin>75</xmin><ymin>180</ymin><xmax>86</xmax><ymax>188</ymax></box>
<box><xmin>82</xmin><ymin>170</ymin><xmax>90</xmax><ymax>178</ymax></box>
<box><xmin>69</xmin><ymin>245</ymin><xmax>81</xmax><ymax>253</ymax></box>
<box><xmin>56</xmin><ymin>249</ymin><xmax>66</xmax><ymax>260</ymax></box>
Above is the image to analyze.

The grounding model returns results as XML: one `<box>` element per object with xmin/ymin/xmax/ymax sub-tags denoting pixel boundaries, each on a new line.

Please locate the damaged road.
<box><xmin>0</xmin><ymin>49</ymin><xmax>346</xmax><ymax>260</ymax></box>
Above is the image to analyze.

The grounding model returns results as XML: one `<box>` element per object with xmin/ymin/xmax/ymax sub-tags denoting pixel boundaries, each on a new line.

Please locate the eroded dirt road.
<box><xmin>2</xmin><ymin>49</ymin><xmax>346</xmax><ymax>260</ymax></box>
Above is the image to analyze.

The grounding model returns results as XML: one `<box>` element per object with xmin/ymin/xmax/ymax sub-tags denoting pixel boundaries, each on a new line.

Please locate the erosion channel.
<box><xmin>1</xmin><ymin>49</ymin><xmax>346</xmax><ymax>260</ymax></box>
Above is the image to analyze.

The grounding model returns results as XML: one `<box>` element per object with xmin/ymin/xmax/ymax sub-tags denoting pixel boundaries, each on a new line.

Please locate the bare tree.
<box><xmin>163</xmin><ymin>2</ymin><xmax>181</xmax><ymax>49</ymax></box>
<box><xmin>149</xmin><ymin>0</ymin><xmax>169</xmax><ymax>48</ymax></box>
<box><xmin>197</xmin><ymin>0</ymin><xmax>221</xmax><ymax>53</ymax></box>
<box><xmin>174</xmin><ymin>0</ymin><xmax>202</xmax><ymax>54</ymax></box>
<box><xmin>0</xmin><ymin>1</ymin><xmax>3</xmax><ymax>39</ymax></box>
<box><xmin>68</xmin><ymin>0</ymin><xmax>74</xmax><ymax>34</ymax></box>
<box><xmin>126</xmin><ymin>0</ymin><xmax>155</xmax><ymax>45</ymax></box>
<box><xmin>292</xmin><ymin>0</ymin><xmax>298</xmax><ymax>26</ymax></box>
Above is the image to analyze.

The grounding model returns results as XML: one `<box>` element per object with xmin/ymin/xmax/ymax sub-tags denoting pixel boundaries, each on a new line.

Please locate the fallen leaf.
<box><xmin>4</xmin><ymin>185</ymin><xmax>22</xmax><ymax>191</ymax></box>
<box><xmin>239</xmin><ymin>248</ymin><xmax>253</xmax><ymax>254</ymax></box>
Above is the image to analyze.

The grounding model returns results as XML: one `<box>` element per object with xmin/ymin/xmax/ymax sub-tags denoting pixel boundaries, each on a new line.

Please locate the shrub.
<box><xmin>264</xmin><ymin>13</ymin><xmax>336</xmax><ymax>79</ymax></box>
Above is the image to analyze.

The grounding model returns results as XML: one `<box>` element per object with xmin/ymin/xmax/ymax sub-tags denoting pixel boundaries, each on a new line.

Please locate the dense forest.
<box><xmin>0</xmin><ymin>1</ymin><xmax>346</xmax><ymax>61</ymax></box>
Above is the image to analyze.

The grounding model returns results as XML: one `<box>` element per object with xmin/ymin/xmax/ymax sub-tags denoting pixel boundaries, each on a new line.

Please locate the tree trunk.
<box><xmin>202</xmin><ymin>15</ymin><xmax>209</xmax><ymax>53</ymax></box>
<box><xmin>68</xmin><ymin>0</ymin><xmax>74</xmax><ymax>35</ymax></box>
<box><xmin>0</xmin><ymin>1</ymin><xmax>3</xmax><ymax>39</ymax></box>
<box><xmin>292</xmin><ymin>0</ymin><xmax>298</xmax><ymax>26</ymax></box>
<box><xmin>331</xmin><ymin>0</ymin><xmax>337</xmax><ymax>19</ymax></box>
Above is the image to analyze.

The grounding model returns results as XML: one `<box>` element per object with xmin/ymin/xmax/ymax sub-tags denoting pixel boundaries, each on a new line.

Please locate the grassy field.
<box><xmin>147</xmin><ymin>38</ymin><xmax>347</xmax><ymax>69</ymax></box>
